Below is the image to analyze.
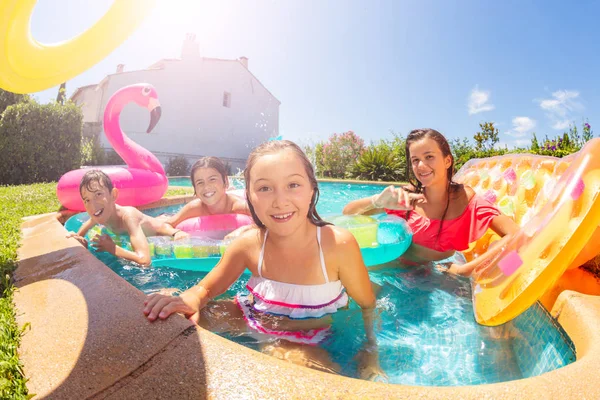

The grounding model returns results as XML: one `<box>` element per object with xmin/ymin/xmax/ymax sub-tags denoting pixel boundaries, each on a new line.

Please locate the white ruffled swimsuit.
<box><xmin>235</xmin><ymin>226</ymin><xmax>348</xmax><ymax>344</ymax></box>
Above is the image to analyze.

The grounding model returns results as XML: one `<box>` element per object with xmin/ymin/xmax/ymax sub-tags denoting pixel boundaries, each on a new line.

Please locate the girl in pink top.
<box><xmin>343</xmin><ymin>129</ymin><xmax>519</xmax><ymax>276</ymax></box>
<box><xmin>145</xmin><ymin>140</ymin><xmax>384</xmax><ymax>380</ymax></box>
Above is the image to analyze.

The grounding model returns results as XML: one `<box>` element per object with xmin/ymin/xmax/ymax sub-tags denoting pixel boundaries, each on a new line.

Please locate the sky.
<box><xmin>29</xmin><ymin>0</ymin><xmax>599</xmax><ymax>149</ymax></box>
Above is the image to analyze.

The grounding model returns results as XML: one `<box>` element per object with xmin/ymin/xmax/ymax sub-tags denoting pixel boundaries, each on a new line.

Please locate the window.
<box><xmin>223</xmin><ymin>91</ymin><xmax>231</xmax><ymax>108</ymax></box>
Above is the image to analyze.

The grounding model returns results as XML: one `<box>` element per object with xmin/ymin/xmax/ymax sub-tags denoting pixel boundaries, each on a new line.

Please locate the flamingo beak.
<box><xmin>147</xmin><ymin>99</ymin><xmax>162</xmax><ymax>133</ymax></box>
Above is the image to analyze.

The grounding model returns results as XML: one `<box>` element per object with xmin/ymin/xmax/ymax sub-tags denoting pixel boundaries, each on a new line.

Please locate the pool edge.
<box><xmin>13</xmin><ymin>212</ymin><xmax>600</xmax><ymax>399</ymax></box>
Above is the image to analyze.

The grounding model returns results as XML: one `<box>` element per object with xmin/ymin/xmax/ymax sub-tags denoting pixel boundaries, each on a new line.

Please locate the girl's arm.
<box><xmin>144</xmin><ymin>232</ymin><xmax>250</xmax><ymax>322</ymax></box>
<box><xmin>490</xmin><ymin>214</ymin><xmax>520</xmax><ymax>236</ymax></box>
<box><xmin>152</xmin><ymin>218</ymin><xmax>187</xmax><ymax>238</ymax></box>
<box><xmin>334</xmin><ymin>227</ymin><xmax>387</xmax><ymax>381</ymax></box>
<box><xmin>164</xmin><ymin>199</ymin><xmax>203</xmax><ymax>230</ymax></box>
<box><xmin>343</xmin><ymin>185</ymin><xmax>425</xmax><ymax>216</ymax></box>
<box><xmin>447</xmin><ymin>215</ymin><xmax>520</xmax><ymax>276</ymax></box>
<box><xmin>342</xmin><ymin>195</ymin><xmax>385</xmax><ymax>216</ymax></box>
<box><xmin>231</xmin><ymin>196</ymin><xmax>251</xmax><ymax>216</ymax></box>
<box><xmin>335</xmin><ymin>228</ymin><xmax>377</xmax><ymax>341</ymax></box>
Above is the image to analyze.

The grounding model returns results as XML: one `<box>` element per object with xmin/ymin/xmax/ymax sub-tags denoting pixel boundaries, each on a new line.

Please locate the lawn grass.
<box><xmin>0</xmin><ymin>183</ymin><xmax>193</xmax><ymax>398</ymax></box>
<box><xmin>0</xmin><ymin>182</ymin><xmax>59</xmax><ymax>399</ymax></box>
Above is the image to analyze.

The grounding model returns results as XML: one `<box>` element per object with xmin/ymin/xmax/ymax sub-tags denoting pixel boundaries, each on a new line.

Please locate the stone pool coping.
<box><xmin>14</xmin><ymin>211</ymin><xmax>600</xmax><ymax>399</ymax></box>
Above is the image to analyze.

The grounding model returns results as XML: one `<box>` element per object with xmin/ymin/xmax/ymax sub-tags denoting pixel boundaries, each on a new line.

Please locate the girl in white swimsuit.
<box><xmin>144</xmin><ymin>140</ymin><xmax>384</xmax><ymax>380</ymax></box>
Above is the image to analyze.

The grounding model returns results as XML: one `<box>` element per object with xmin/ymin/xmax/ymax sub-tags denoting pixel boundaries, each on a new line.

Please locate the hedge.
<box><xmin>0</xmin><ymin>101</ymin><xmax>83</xmax><ymax>185</ymax></box>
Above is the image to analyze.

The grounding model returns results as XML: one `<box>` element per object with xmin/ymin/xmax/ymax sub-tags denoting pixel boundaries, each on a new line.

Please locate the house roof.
<box><xmin>69</xmin><ymin>84</ymin><xmax>97</xmax><ymax>101</ymax></box>
<box><xmin>70</xmin><ymin>57</ymin><xmax>280</xmax><ymax>104</ymax></box>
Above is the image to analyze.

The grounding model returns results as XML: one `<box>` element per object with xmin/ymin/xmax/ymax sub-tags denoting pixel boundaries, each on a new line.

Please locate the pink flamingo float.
<box><xmin>57</xmin><ymin>83</ymin><xmax>167</xmax><ymax>211</ymax></box>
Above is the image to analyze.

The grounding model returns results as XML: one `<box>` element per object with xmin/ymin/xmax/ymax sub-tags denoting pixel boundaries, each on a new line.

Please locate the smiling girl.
<box><xmin>343</xmin><ymin>128</ymin><xmax>519</xmax><ymax>275</ymax></box>
<box><xmin>145</xmin><ymin>141</ymin><xmax>384</xmax><ymax>380</ymax></box>
<box><xmin>164</xmin><ymin>157</ymin><xmax>250</xmax><ymax>240</ymax></box>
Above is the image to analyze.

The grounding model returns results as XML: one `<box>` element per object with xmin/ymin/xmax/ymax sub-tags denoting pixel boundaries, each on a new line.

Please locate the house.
<box><xmin>70</xmin><ymin>34</ymin><xmax>280</xmax><ymax>172</ymax></box>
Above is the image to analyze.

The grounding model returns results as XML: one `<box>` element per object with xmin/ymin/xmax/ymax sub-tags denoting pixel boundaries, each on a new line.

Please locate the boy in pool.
<box><xmin>66</xmin><ymin>170</ymin><xmax>181</xmax><ymax>266</ymax></box>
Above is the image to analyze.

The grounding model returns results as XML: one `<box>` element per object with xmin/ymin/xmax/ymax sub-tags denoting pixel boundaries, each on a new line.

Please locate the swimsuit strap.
<box><xmin>316</xmin><ymin>226</ymin><xmax>329</xmax><ymax>283</ymax></box>
<box><xmin>257</xmin><ymin>230</ymin><xmax>269</xmax><ymax>278</ymax></box>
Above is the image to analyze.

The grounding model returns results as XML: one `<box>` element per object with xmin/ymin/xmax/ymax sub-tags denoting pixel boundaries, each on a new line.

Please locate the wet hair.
<box><xmin>79</xmin><ymin>169</ymin><xmax>114</xmax><ymax>197</ymax></box>
<box><xmin>243</xmin><ymin>140</ymin><xmax>329</xmax><ymax>229</ymax></box>
<box><xmin>190</xmin><ymin>156</ymin><xmax>229</xmax><ymax>194</ymax></box>
<box><xmin>404</xmin><ymin>129</ymin><xmax>463</xmax><ymax>244</ymax></box>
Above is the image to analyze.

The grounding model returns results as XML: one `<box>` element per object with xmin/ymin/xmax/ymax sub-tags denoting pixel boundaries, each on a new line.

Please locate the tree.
<box><xmin>56</xmin><ymin>82</ymin><xmax>67</xmax><ymax>105</ymax></box>
<box><xmin>0</xmin><ymin>89</ymin><xmax>30</xmax><ymax>115</ymax></box>
<box><xmin>473</xmin><ymin>122</ymin><xmax>499</xmax><ymax>152</ymax></box>
<box><xmin>530</xmin><ymin>133</ymin><xmax>540</xmax><ymax>152</ymax></box>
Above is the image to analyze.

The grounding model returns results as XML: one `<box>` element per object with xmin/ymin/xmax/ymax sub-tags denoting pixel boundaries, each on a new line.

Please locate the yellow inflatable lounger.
<box><xmin>453</xmin><ymin>138</ymin><xmax>600</xmax><ymax>326</ymax></box>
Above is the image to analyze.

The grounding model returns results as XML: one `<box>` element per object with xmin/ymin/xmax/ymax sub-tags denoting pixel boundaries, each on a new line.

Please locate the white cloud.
<box><xmin>505</xmin><ymin>116</ymin><xmax>536</xmax><ymax>137</ymax></box>
<box><xmin>538</xmin><ymin>90</ymin><xmax>584</xmax><ymax>130</ymax></box>
<box><xmin>468</xmin><ymin>85</ymin><xmax>495</xmax><ymax>115</ymax></box>
<box><xmin>551</xmin><ymin>120</ymin><xmax>570</xmax><ymax>130</ymax></box>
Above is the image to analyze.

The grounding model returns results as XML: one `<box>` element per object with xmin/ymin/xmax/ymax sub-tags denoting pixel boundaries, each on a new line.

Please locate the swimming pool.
<box><xmin>77</xmin><ymin>181</ymin><xmax>575</xmax><ymax>386</ymax></box>
<box><xmin>168</xmin><ymin>177</ymin><xmax>394</xmax><ymax>216</ymax></box>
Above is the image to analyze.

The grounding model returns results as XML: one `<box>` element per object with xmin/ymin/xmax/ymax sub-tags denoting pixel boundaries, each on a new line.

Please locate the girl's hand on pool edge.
<box><xmin>144</xmin><ymin>292</ymin><xmax>201</xmax><ymax>323</ymax></box>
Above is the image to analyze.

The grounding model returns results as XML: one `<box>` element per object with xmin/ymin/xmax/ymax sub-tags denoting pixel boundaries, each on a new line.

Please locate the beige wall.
<box><xmin>72</xmin><ymin>87</ymin><xmax>103</xmax><ymax>123</ymax></box>
<box><xmin>73</xmin><ymin>59</ymin><xmax>280</xmax><ymax>171</ymax></box>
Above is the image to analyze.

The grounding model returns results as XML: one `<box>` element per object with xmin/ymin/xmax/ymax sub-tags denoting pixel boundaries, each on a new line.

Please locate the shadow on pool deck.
<box><xmin>12</xmin><ymin>212</ymin><xmax>600</xmax><ymax>399</ymax></box>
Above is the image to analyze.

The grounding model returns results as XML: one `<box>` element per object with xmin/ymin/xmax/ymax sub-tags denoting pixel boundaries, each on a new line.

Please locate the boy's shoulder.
<box><xmin>117</xmin><ymin>205</ymin><xmax>144</xmax><ymax>222</ymax></box>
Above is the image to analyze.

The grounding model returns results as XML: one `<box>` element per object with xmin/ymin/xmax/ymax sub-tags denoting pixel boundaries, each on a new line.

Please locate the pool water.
<box><xmin>169</xmin><ymin>178</ymin><xmax>388</xmax><ymax>216</ymax></box>
<box><xmin>81</xmin><ymin>181</ymin><xmax>575</xmax><ymax>386</ymax></box>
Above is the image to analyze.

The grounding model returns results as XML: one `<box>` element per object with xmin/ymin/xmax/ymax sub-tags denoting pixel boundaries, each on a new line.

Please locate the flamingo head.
<box><xmin>130</xmin><ymin>84</ymin><xmax>162</xmax><ymax>133</ymax></box>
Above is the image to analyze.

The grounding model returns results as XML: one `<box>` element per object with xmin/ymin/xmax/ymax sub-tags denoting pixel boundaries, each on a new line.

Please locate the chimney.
<box><xmin>181</xmin><ymin>33</ymin><xmax>200</xmax><ymax>60</ymax></box>
<box><xmin>116</xmin><ymin>64</ymin><xmax>125</xmax><ymax>73</ymax></box>
<box><xmin>239</xmin><ymin>56</ymin><xmax>248</xmax><ymax>69</ymax></box>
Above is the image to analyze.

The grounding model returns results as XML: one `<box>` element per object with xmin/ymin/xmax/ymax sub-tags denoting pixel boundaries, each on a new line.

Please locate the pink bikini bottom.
<box><xmin>235</xmin><ymin>294</ymin><xmax>330</xmax><ymax>345</ymax></box>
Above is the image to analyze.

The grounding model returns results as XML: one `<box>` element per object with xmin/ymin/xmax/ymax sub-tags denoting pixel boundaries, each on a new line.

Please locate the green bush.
<box><xmin>349</xmin><ymin>142</ymin><xmax>404</xmax><ymax>181</ymax></box>
<box><xmin>80</xmin><ymin>134</ymin><xmax>106</xmax><ymax>166</ymax></box>
<box><xmin>0</xmin><ymin>101</ymin><xmax>82</xmax><ymax>185</ymax></box>
<box><xmin>166</xmin><ymin>155</ymin><xmax>190</xmax><ymax>176</ymax></box>
<box><xmin>450</xmin><ymin>138</ymin><xmax>509</xmax><ymax>171</ymax></box>
<box><xmin>315</xmin><ymin>142</ymin><xmax>324</xmax><ymax>177</ymax></box>
<box><xmin>319</xmin><ymin>131</ymin><xmax>365</xmax><ymax>178</ymax></box>
<box><xmin>0</xmin><ymin>89</ymin><xmax>30</xmax><ymax>116</ymax></box>
<box><xmin>530</xmin><ymin>122</ymin><xmax>593</xmax><ymax>158</ymax></box>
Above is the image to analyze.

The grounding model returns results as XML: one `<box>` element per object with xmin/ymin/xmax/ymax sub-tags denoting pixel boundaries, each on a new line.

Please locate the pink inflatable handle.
<box><xmin>176</xmin><ymin>214</ymin><xmax>254</xmax><ymax>233</ymax></box>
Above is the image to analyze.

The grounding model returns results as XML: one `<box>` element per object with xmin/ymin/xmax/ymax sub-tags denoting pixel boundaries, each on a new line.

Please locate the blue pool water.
<box><xmin>79</xmin><ymin>181</ymin><xmax>575</xmax><ymax>386</ymax></box>
<box><xmin>169</xmin><ymin>177</ymin><xmax>392</xmax><ymax>216</ymax></box>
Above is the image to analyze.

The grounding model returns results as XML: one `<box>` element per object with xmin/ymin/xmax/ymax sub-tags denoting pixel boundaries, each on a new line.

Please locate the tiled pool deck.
<box><xmin>13</xmin><ymin>195</ymin><xmax>600</xmax><ymax>399</ymax></box>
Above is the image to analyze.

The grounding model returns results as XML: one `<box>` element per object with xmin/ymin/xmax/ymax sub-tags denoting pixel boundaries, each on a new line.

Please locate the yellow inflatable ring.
<box><xmin>0</xmin><ymin>0</ymin><xmax>155</xmax><ymax>94</ymax></box>
<box><xmin>460</xmin><ymin>139</ymin><xmax>600</xmax><ymax>326</ymax></box>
